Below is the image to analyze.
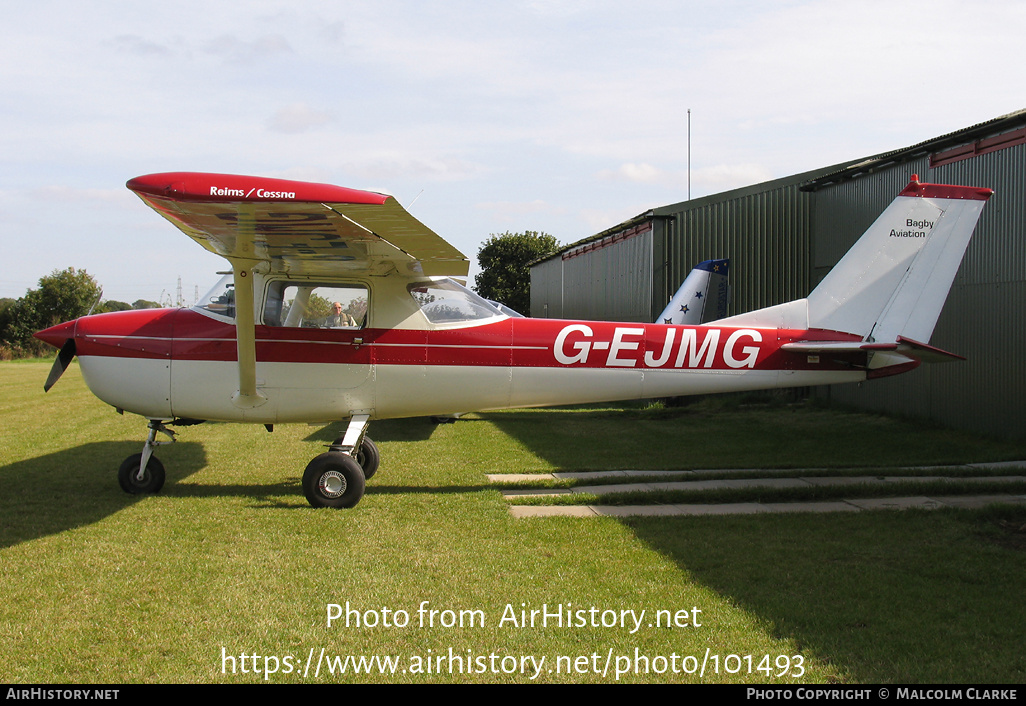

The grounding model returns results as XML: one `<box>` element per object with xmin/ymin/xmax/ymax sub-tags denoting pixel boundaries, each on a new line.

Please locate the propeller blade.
<box><xmin>44</xmin><ymin>339</ymin><xmax>76</xmax><ymax>392</ymax></box>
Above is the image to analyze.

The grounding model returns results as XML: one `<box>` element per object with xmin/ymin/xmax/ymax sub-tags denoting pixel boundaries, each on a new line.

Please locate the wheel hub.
<box><xmin>319</xmin><ymin>470</ymin><xmax>347</xmax><ymax>498</ymax></box>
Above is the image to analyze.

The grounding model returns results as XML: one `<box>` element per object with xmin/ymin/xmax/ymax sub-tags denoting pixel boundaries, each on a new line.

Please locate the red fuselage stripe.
<box><xmin>68</xmin><ymin>308</ymin><xmax>866</xmax><ymax>373</ymax></box>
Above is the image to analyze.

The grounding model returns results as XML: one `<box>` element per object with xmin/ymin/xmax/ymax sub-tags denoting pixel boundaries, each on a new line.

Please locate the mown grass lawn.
<box><xmin>1</xmin><ymin>360</ymin><xmax>1024</xmax><ymax>683</ymax></box>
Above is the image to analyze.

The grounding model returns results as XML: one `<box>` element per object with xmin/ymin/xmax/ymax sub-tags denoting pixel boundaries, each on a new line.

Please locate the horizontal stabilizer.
<box><xmin>865</xmin><ymin>336</ymin><xmax>965</xmax><ymax>363</ymax></box>
<box><xmin>781</xmin><ymin>336</ymin><xmax>963</xmax><ymax>363</ymax></box>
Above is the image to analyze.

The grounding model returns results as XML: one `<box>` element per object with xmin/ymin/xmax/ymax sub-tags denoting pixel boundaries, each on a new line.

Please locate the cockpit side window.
<box><xmin>263</xmin><ymin>281</ymin><xmax>369</xmax><ymax>329</ymax></box>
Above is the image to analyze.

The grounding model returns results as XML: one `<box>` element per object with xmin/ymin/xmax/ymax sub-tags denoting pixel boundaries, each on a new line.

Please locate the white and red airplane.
<box><xmin>36</xmin><ymin>172</ymin><xmax>992</xmax><ymax>508</ymax></box>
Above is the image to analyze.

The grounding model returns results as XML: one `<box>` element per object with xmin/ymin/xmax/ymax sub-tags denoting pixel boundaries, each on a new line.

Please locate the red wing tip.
<box><xmin>127</xmin><ymin>172</ymin><xmax>390</xmax><ymax>205</ymax></box>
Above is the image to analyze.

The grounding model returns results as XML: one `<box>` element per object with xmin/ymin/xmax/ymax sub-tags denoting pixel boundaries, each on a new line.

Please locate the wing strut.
<box><xmin>227</xmin><ymin>203</ymin><xmax>266</xmax><ymax>409</ymax></box>
<box><xmin>229</xmin><ymin>260</ymin><xmax>266</xmax><ymax>408</ymax></box>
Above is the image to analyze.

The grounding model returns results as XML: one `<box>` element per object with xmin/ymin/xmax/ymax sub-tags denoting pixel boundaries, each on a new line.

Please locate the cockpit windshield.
<box><xmin>194</xmin><ymin>274</ymin><xmax>236</xmax><ymax>321</ymax></box>
<box><xmin>408</xmin><ymin>278</ymin><xmax>506</xmax><ymax>325</ymax></box>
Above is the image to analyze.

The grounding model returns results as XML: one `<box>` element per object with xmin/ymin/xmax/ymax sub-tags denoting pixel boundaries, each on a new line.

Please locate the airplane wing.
<box><xmin>127</xmin><ymin>172</ymin><xmax>470</xmax><ymax>409</ymax></box>
<box><xmin>126</xmin><ymin>172</ymin><xmax>469</xmax><ymax>278</ymax></box>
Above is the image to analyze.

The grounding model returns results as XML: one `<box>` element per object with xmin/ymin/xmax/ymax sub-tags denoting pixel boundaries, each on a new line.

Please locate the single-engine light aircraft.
<box><xmin>36</xmin><ymin>173</ymin><xmax>992</xmax><ymax>508</ymax></box>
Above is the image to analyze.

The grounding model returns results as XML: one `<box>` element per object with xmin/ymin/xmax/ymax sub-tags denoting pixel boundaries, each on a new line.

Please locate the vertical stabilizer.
<box><xmin>807</xmin><ymin>176</ymin><xmax>992</xmax><ymax>342</ymax></box>
<box><xmin>658</xmin><ymin>259</ymin><xmax>730</xmax><ymax>325</ymax></box>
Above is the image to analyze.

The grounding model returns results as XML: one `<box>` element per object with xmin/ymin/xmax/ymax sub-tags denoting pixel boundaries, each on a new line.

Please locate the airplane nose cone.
<box><xmin>34</xmin><ymin>319</ymin><xmax>77</xmax><ymax>349</ymax></box>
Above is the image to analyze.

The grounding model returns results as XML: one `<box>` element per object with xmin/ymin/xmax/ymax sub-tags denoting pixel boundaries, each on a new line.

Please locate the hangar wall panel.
<box><xmin>559</xmin><ymin>227</ymin><xmax>653</xmax><ymax>322</ymax></box>
<box><xmin>530</xmin><ymin>256</ymin><xmax>564</xmax><ymax>318</ymax></box>
<box><xmin>655</xmin><ymin>185</ymin><xmax>813</xmax><ymax>319</ymax></box>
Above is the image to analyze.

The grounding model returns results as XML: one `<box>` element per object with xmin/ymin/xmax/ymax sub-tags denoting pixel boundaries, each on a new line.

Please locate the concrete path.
<box><xmin>507</xmin><ymin>494</ymin><xmax>1026</xmax><ymax>518</ymax></box>
<box><xmin>491</xmin><ymin>463</ymin><xmax>1026</xmax><ymax>518</ymax></box>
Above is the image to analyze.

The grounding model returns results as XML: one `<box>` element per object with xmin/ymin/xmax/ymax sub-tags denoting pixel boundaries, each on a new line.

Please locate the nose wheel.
<box><xmin>119</xmin><ymin>420</ymin><xmax>175</xmax><ymax>495</ymax></box>
<box><xmin>118</xmin><ymin>453</ymin><xmax>166</xmax><ymax>494</ymax></box>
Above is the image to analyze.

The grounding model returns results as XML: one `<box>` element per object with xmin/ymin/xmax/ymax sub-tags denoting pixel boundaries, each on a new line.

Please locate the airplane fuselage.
<box><xmin>50</xmin><ymin>304</ymin><xmax>872</xmax><ymax>424</ymax></box>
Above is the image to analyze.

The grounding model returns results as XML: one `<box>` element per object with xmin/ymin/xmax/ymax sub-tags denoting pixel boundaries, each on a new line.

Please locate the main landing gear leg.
<box><xmin>118</xmin><ymin>420</ymin><xmax>175</xmax><ymax>494</ymax></box>
<box><xmin>303</xmin><ymin>414</ymin><xmax>373</xmax><ymax>509</ymax></box>
<box><xmin>329</xmin><ymin>414</ymin><xmax>379</xmax><ymax>480</ymax></box>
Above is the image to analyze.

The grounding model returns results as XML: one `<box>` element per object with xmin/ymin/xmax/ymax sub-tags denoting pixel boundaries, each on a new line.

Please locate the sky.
<box><xmin>2</xmin><ymin>0</ymin><xmax>1024</xmax><ymax>305</ymax></box>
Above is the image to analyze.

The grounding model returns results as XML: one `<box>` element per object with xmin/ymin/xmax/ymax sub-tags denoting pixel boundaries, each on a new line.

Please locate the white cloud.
<box><xmin>26</xmin><ymin>185</ymin><xmax>136</xmax><ymax>206</ymax></box>
<box><xmin>475</xmin><ymin>199</ymin><xmax>565</xmax><ymax>221</ymax></box>
<box><xmin>268</xmin><ymin>103</ymin><xmax>334</xmax><ymax>134</ymax></box>
<box><xmin>597</xmin><ymin>163</ymin><xmax>680</xmax><ymax>186</ymax></box>
<box><xmin>107</xmin><ymin>34</ymin><xmax>173</xmax><ymax>56</ymax></box>
<box><xmin>202</xmin><ymin>33</ymin><xmax>293</xmax><ymax>63</ymax></box>
<box><xmin>692</xmin><ymin>163</ymin><xmax>775</xmax><ymax>193</ymax></box>
<box><xmin>349</xmin><ymin>156</ymin><xmax>489</xmax><ymax>183</ymax></box>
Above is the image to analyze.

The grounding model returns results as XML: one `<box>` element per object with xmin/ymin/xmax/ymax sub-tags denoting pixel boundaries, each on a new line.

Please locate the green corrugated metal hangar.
<box><xmin>530</xmin><ymin>110</ymin><xmax>1026</xmax><ymax>439</ymax></box>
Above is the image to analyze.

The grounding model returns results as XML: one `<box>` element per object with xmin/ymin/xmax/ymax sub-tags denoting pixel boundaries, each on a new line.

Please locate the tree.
<box><xmin>98</xmin><ymin>300</ymin><xmax>133</xmax><ymax>313</ymax></box>
<box><xmin>0</xmin><ymin>268</ymin><xmax>102</xmax><ymax>354</ymax></box>
<box><xmin>474</xmin><ymin>231</ymin><xmax>558</xmax><ymax>315</ymax></box>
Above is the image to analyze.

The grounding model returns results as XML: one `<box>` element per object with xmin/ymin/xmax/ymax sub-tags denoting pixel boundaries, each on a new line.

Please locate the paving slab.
<box><xmin>487</xmin><ymin>473</ymin><xmax>555</xmax><ymax>483</ymax></box>
<box><xmin>592</xmin><ymin>502</ymin><xmax>768</xmax><ymax>517</ymax></box>
<box><xmin>844</xmin><ymin>496</ymin><xmax>945</xmax><ymax>511</ymax></box>
<box><xmin>554</xmin><ymin>470</ymin><xmax>696</xmax><ymax>480</ymax></box>
<box><xmin>567</xmin><ymin>483</ymin><xmax>653</xmax><ymax>495</ymax></box>
<box><xmin>487</xmin><ymin>470</ymin><xmax>700</xmax><ymax>483</ymax></box>
<box><xmin>500</xmin><ymin>474</ymin><xmax>1026</xmax><ymax>498</ymax></box>
<box><xmin>932</xmin><ymin>494</ymin><xmax>1026</xmax><ymax>509</ymax></box>
<box><xmin>490</xmin><ymin>463</ymin><xmax>1026</xmax><ymax>485</ymax></box>
<box><xmin>802</xmin><ymin>476</ymin><xmax>885</xmax><ymax>486</ymax></box>
<box><xmin>508</xmin><ymin>505</ymin><xmax>597</xmax><ymax>518</ymax></box>
<box><xmin>507</xmin><ymin>495</ymin><xmax>1026</xmax><ymax>518</ymax></box>
<box><xmin>502</xmin><ymin>489</ymin><xmax>568</xmax><ymax>498</ymax></box>
<box><xmin>960</xmin><ymin>476</ymin><xmax>1026</xmax><ymax>483</ymax></box>
<box><xmin>591</xmin><ymin>504</ymin><xmax>693</xmax><ymax>517</ymax></box>
<box><xmin>760</xmin><ymin>501</ymin><xmax>862</xmax><ymax>514</ymax></box>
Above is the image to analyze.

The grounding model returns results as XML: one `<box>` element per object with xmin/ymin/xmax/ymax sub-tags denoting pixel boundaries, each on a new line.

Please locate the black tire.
<box><xmin>118</xmin><ymin>453</ymin><xmax>166</xmax><ymax>494</ymax></box>
<box><xmin>354</xmin><ymin>437</ymin><xmax>379</xmax><ymax>480</ymax></box>
<box><xmin>330</xmin><ymin>435</ymin><xmax>380</xmax><ymax>480</ymax></box>
<box><xmin>303</xmin><ymin>452</ymin><xmax>366</xmax><ymax>509</ymax></box>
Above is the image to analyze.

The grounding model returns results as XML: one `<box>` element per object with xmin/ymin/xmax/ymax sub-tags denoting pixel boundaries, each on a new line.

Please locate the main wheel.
<box><xmin>331</xmin><ymin>435</ymin><xmax>380</xmax><ymax>480</ymax></box>
<box><xmin>303</xmin><ymin>452</ymin><xmax>366</xmax><ymax>509</ymax></box>
<box><xmin>354</xmin><ymin>437</ymin><xmax>379</xmax><ymax>480</ymax></box>
<box><xmin>118</xmin><ymin>453</ymin><xmax>166</xmax><ymax>494</ymax></box>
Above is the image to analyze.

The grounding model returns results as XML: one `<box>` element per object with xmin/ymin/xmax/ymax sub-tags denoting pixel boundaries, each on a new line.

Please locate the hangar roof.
<box><xmin>531</xmin><ymin>108</ymin><xmax>1026</xmax><ymax>267</ymax></box>
<box><xmin>800</xmin><ymin>108</ymin><xmax>1026</xmax><ymax>191</ymax></box>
